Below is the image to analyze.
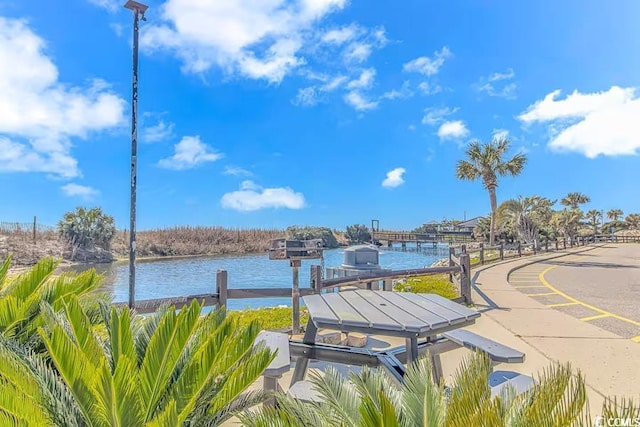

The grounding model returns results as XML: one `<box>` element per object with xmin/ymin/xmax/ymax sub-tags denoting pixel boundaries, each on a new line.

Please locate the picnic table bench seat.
<box><xmin>441</xmin><ymin>329</ymin><xmax>525</xmax><ymax>363</ymax></box>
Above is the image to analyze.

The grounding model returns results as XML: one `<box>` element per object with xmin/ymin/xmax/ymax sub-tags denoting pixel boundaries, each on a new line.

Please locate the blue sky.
<box><xmin>1</xmin><ymin>0</ymin><xmax>639</xmax><ymax>231</ymax></box>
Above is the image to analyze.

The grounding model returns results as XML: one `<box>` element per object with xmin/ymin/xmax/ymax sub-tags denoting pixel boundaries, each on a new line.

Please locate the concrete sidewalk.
<box><xmin>468</xmin><ymin>244</ymin><xmax>640</xmax><ymax>413</ymax></box>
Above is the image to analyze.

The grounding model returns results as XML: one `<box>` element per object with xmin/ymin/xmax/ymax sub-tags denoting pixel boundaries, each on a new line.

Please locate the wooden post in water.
<box><xmin>479</xmin><ymin>243</ymin><xmax>485</xmax><ymax>265</ymax></box>
<box><xmin>216</xmin><ymin>270</ymin><xmax>228</xmax><ymax>309</ymax></box>
<box><xmin>291</xmin><ymin>259</ymin><xmax>301</xmax><ymax>334</ymax></box>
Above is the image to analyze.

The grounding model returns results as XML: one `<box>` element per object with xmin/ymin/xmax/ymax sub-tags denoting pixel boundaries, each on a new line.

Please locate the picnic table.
<box><xmin>290</xmin><ymin>289</ymin><xmax>481</xmax><ymax>385</ymax></box>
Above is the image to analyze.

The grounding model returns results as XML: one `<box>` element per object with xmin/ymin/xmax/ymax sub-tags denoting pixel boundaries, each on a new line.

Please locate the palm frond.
<box><xmin>0</xmin><ymin>255</ymin><xmax>11</xmax><ymax>289</ymax></box>
<box><xmin>444</xmin><ymin>352</ymin><xmax>493</xmax><ymax>426</ymax></box>
<box><xmin>401</xmin><ymin>356</ymin><xmax>445</xmax><ymax>427</ymax></box>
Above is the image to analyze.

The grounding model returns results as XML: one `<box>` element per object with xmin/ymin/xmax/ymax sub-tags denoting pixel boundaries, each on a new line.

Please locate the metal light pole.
<box><xmin>124</xmin><ymin>0</ymin><xmax>148</xmax><ymax>308</ymax></box>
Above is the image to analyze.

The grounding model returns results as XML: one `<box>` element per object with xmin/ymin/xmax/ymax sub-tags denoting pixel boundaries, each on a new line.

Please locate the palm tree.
<box><xmin>242</xmin><ymin>352</ymin><xmax>594</xmax><ymax>426</ymax></box>
<box><xmin>625</xmin><ymin>213</ymin><xmax>640</xmax><ymax>230</ymax></box>
<box><xmin>560</xmin><ymin>192</ymin><xmax>590</xmax><ymax>210</ymax></box>
<box><xmin>552</xmin><ymin>209</ymin><xmax>582</xmax><ymax>243</ymax></box>
<box><xmin>499</xmin><ymin>196</ymin><xmax>554</xmax><ymax>248</ymax></box>
<box><xmin>0</xmin><ymin>298</ymin><xmax>274</xmax><ymax>425</ymax></box>
<box><xmin>584</xmin><ymin>210</ymin><xmax>602</xmax><ymax>235</ymax></box>
<box><xmin>456</xmin><ymin>138</ymin><xmax>527</xmax><ymax>246</ymax></box>
<box><xmin>607</xmin><ymin>209</ymin><xmax>623</xmax><ymax>222</ymax></box>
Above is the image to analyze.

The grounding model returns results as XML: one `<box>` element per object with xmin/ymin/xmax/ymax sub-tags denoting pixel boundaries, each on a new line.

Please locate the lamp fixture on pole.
<box><xmin>124</xmin><ymin>0</ymin><xmax>148</xmax><ymax>308</ymax></box>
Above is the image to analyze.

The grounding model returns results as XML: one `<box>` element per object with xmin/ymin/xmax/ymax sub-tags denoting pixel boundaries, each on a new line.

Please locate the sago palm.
<box><xmin>0</xmin><ymin>255</ymin><xmax>104</xmax><ymax>346</ymax></box>
<box><xmin>456</xmin><ymin>138</ymin><xmax>527</xmax><ymax>246</ymax></box>
<box><xmin>241</xmin><ymin>351</ymin><xmax>592</xmax><ymax>427</ymax></box>
<box><xmin>0</xmin><ymin>298</ymin><xmax>274</xmax><ymax>426</ymax></box>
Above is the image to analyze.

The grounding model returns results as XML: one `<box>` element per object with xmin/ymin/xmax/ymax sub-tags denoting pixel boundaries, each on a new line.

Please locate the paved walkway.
<box><xmin>471</xmin><ymin>243</ymin><xmax>640</xmax><ymax>413</ymax></box>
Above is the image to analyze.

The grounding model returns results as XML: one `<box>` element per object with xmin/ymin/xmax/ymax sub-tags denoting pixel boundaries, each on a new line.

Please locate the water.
<box><xmin>78</xmin><ymin>245</ymin><xmax>450</xmax><ymax>310</ymax></box>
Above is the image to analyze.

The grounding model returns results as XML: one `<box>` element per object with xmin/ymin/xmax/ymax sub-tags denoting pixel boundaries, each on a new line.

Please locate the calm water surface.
<box><xmin>79</xmin><ymin>245</ymin><xmax>450</xmax><ymax>310</ymax></box>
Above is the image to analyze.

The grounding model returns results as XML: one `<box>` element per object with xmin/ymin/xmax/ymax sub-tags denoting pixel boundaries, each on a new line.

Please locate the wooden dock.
<box><xmin>373</xmin><ymin>230</ymin><xmax>472</xmax><ymax>247</ymax></box>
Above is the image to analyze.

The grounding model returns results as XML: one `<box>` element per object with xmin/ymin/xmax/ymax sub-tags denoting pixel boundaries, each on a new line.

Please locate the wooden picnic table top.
<box><xmin>302</xmin><ymin>290</ymin><xmax>480</xmax><ymax>337</ymax></box>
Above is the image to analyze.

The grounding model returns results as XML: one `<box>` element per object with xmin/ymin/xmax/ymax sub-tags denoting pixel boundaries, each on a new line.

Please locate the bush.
<box><xmin>286</xmin><ymin>226</ymin><xmax>339</xmax><ymax>248</ymax></box>
<box><xmin>58</xmin><ymin>207</ymin><xmax>115</xmax><ymax>250</ymax></box>
<box><xmin>345</xmin><ymin>224</ymin><xmax>372</xmax><ymax>244</ymax></box>
<box><xmin>393</xmin><ymin>274</ymin><xmax>458</xmax><ymax>299</ymax></box>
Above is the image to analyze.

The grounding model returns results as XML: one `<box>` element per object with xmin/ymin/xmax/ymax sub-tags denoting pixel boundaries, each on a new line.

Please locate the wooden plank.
<box><xmin>355</xmin><ymin>290</ymin><xmax>428</xmax><ymax>332</ymax></box>
<box><xmin>301</xmin><ymin>294</ymin><xmax>341</xmax><ymax>325</ymax></box>
<box><xmin>442</xmin><ymin>329</ymin><xmax>524</xmax><ymax>363</ymax></box>
<box><xmin>255</xmin><ymin>331</ymin><xmax>291</xmax><ymax>377</ymax></box>
<box><xmin>322</xmin><ymin>266</ymin><xmax>459</xmax><ymax>289</ymax></box>
<box><xmin>419</xmin><ymin>294</ymin><xmax>480</xmax><ymax>321</ymax></box>
<box><xmin>119</xmin><ymin>294</ymin><xmax>219</xmax><ymax>314</ymax></box>
<box><xmin>450</xmin><ymin>254</ymin><xmax>460</xmax><ymax>266</ymax></box>
<box><xmin>396</xmin><ymin>293</ymin><xmax>470</xmax><ymax>326</ymax></box>
<box><xmin>337</xmin><ymin>291</ymin><xmax>403</xmax><ymax>331</ymax></box>
<box><xmin>313</xmin><ymin>293</ymin><xmax>372</xmax><ymax>328</ymax></box>
<box><xmin>373</xmin><ymin>291</ymin><xmax>449</xmax><ymax>331</ymax></box>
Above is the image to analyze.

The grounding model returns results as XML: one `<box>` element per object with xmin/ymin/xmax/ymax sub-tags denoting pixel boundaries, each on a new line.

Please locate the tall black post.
<box><xmin>125</xmin><ymin>1</ymin><xmax>148</xmax><ymax>308</ymax></box>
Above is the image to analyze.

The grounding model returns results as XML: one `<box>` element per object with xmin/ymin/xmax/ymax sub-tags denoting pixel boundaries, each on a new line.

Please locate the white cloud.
<box><xmin>293</xmin><ymin>86</ymin><xmax>318</xmax><ymax>106</ymax></box>
<box><xmin>381</xmin><ymin>81</ymin><xmax>413</xmax><ymax>100</ymax></box>
<box><xmin>408</xmin><ymin>124</ymin><xmax>416</xmax><ymax>131</ymax></box>
<box><xmin>476</xmin><ymin>68</ymin><xmax>517</xmax><ymax>99</ymax></box>
<box><xmin>61</xmin><ymin>183</ymin><xmax>99</xmax><ymax>199</ymax></box>
<box><xmin>418</xmin><ymin>81</ymin><xmax>442</xmax><ymax>95</ymax></box>
<box><xmin>87</xmin><ymin>0</ymin><xmax>118</xmax><ymax>12</ymax></box>
<box><xmin>344</xmin><ymin>91</ymin><xmax>378</xmax><ymax>111</ymax></box>
<box><xmin>141</xmin><ymin>0</ymin><xmax>347</xmax><ymax>83</ymax></box>
<box><xmin>492</xmin><ymin>128</ymin><xmax>510</xmax><ymax>140</ymax></box>
<box><xmin>321</xmin><ymin>75</ymin><xmax>347</xmax><ymax>91</ymax></box>
<box><xmin>158</xmin><ymin>135</ymin><xmax>223</xmax><ymax>170</ymax></box>
<box><xmin>143</xmin><ymin>119</ymin><xmax>175</xmax><ymax>143</ymax></box>
<box><xmin>110</xmin><ymin>23</ymin><xmax>124</xmax><ymax>37</ymax></box>
<box><xmin>0</xmin><ymin>17</ymin><xmax>126</xmax><ymax>178</ymax></box>
<box><xmin>223</xmin><ymin>166</ymin><xmax>253</xmax><ymax>176</ymax></box>
<box><xmin>346</xmin><ymin>68</ymin><xmax>375</xmax><ymax>89</ymax></box>
<box><xmin>344</xmin><ymin>42</ymin><xmax>373</xmax><ymax>63</ymax></box>
<box><xmin>403</xmin><ymin>47</ymin><xmax>451</xmax><ymax>76</ymax></box>
<box><xmin>221</xmin><ymin>180</ymin><xmax>305</xmax><ymax>211</ymax></box>
<box><xmin>321</xmin><ymin>24</ymin><xmax>361</xmax><ymax>45</ymax></box>
<box><xmin>382</xmin><ymin>167</ymin><xmax>405</xmax><ymax>188</ymax></box>
<box><xmin>437</xmin><ymin>120</ymin><xmax>469</xmax><ymax>140</ymax></box>
<box><xmin>421</xmin><ymin>106</ymin><xmax>459</xmax><ymax>125</ymax></box>
<box><xmin>518</xmin><ymin>86</ymin><xmax>640</xmax><ymax>158</ymax></box>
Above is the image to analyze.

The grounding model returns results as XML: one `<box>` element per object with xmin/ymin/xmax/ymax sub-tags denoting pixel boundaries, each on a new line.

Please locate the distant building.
<box><xmin>455</xmin><ymin>217</ymin><xmax>481</xmax><ymax>232</ymax></box>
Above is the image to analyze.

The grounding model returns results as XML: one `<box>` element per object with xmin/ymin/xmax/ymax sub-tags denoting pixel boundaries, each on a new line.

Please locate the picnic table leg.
<box><xmin>431</xmin><ymin>354</ymin><xmax>444</xmax><ymax>384</ymax></box>
<box><xmin>290</xmin><ymin>318</ymin><xmax>318</xmax><ymax>386</ymax></box>
<box><xmin>405</xmin><ymin>337</ymin><xmax>419</xmax><ymax>364</ymax></box>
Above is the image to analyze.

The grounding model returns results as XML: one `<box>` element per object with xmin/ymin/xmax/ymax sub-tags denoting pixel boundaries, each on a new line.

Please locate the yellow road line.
<box><xmin>539</xmin><ymin>266</ymin><xmax>640</xmax><ymax>327</ymax></box>
<box><xmin>528</xmin><ymin>292</ymin><xmax>558</xmax><ymax>297</ymax></box>
<box><xmin>632</xmin><ymin>336</ymin><xmax>640</xmax><ymax>343</ymax></box>
<box><xmin>580</xmin><ymin>314</ymin><xmax>610</xmax><ymax>321</ymax></box>
<box><xmin>548</xmin><ymin>302</ymin><xmax>580</xmax><ymax>308</ymax></box>
<box><xmin>510</xmin><ymin>280</ymin><xmax>542</xmax><ymax>283</ymax></box>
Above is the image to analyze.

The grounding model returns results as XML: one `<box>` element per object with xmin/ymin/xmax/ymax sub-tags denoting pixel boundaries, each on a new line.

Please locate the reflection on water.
<box><xmin>69</xmin><ymin>245</ymin><xmax>450</xmax><ymax>310</ymax></box>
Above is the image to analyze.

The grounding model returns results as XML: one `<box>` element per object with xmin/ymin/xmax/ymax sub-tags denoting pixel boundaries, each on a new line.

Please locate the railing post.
<box><xmin>479</xmin><ymin>243</ymin><xmax>485</xmax><ymax>265</ymax></box>
<box><xmin>533</xmin><ymin>241</ymin><xmax>537</xmax><ymax>255</ymax></box>
<box><xmin>33</xmin><ymin>216</ymin><xmax>37</xmax><ymax>244</ymax></box>
<box><xmin>459</xmin><ymin>253</ymin><xmax>472</xmax><ymax>304</ymax></box>
<box><xmin>448</xmin><ymin>246</ymin><xmax>455</xmax><ymax>283</ymax></box>
<box><xmin>499</xmin><ymin>242</ymin><xmax>504</xmax><ymax>260</ymax></box>
<box><xmin>461</xmin><ymin>244</ymin><xmax>467</xmax><ymax>254</ymax></box>
<box><xmin>310</xmin><ymin>265</ymin><xmax>323</xmax><ymax>294</ymax></box>
<box><xmin>291</xmin><ymin>260</ymin><xmax>301</xmax><ymax>334</ymax></box>
<box><xmin>216</xmin><ymin>269</ymin><xmax>228</xmax><ymax>309</ymax></box>
<box><xmin>517</xmin><ymin>242</ymin><xmax>522</xmax><ymax>257</ymax></box>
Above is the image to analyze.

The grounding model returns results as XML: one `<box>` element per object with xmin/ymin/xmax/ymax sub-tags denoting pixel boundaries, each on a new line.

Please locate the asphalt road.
<box><xmin>508</xmin><ymin>244</ymin><xmax>640</xmax><ymax>341</ymax></box>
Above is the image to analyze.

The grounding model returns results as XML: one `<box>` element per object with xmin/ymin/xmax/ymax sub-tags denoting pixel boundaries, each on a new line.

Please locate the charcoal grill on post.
<box><xmin>269</xmin><ymin>239</ymin><xmax>324</xmax><ymax>333</ymax></box>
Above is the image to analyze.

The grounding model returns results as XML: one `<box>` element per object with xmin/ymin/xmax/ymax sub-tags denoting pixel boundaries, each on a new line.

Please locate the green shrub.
<box><xmin>393</xmin><ymin>274</ymin><xmax>458</xmax><ymax>299</ymax></box>
<box><xmin>229</xmin><ymin>306</ymin><xmax>309</xmax><ymax>331</ymax></box>
<box><xmin>58</xmin><ymin>206</ymin><xmax>115</xmax><ymax>250</ymax></box>
<box><xmin>285</xmin><ymin>226</ymin><xmax>339</xmax><ymax>248</ymax></box>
